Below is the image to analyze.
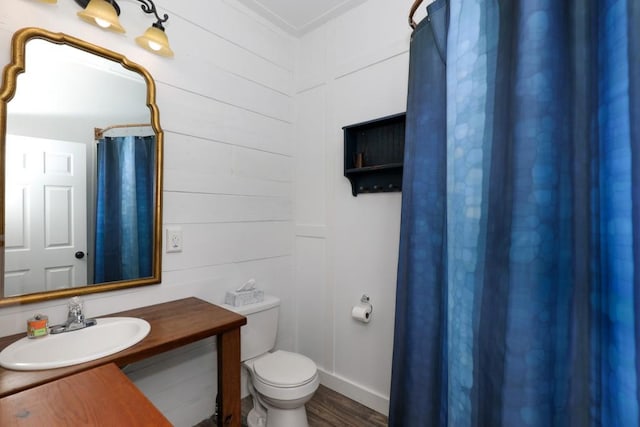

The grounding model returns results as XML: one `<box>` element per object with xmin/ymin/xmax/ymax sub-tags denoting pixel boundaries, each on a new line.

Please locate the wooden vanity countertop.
<box><xmin>0</xmin><ymin>297</ymin><xmax>247</xmax><ymax>398</ymax></box>
<box><xmin>0</xmin><ymin>363</ymin><xmax>172</xmax><ymax>426</ymax></box>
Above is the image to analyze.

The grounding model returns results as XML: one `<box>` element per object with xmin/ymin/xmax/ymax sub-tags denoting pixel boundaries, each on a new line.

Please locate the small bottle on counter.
<box><xmin>27</xmin><ymin>314</ymin><xmax>49</xmax><ymax>338</ymax></box>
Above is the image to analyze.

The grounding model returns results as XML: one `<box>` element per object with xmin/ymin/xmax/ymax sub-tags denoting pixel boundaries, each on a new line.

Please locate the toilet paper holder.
<box><xmin>360</xmin><ymin>294</ymin><xmax>373</xmax><ymax>311</ymax></box>
<box><xmin>352</xmin><ymin>294</ymin><xmax>374</xmax><ymax>323</ymax></box>
<box><xmin>360</xmin><ymin>294</ymin><xmax>373</xmax><ymax>313</ymax></box>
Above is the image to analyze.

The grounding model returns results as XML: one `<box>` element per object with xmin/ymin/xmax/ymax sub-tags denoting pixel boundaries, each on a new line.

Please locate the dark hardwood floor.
<box><xmin>305</xmin><ymin>385</ymin><xmax>388</xmax><ymax>427</ymax></box>
<box><xmin>195</xmin><ymin>385</ymin><xmax>388</xmax><ymax>427</ymax></box>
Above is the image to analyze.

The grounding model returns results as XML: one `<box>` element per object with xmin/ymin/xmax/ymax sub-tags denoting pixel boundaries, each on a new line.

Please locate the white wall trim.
<box><xmin>318</xmin><ymin>368</ymin><xmax>389</xmax><ymax>416</ymax></box>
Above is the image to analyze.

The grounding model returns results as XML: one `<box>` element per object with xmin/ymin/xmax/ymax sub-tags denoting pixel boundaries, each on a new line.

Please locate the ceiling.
<box><xmin>235</xmin><ymin>0</ymin><xmax>368</xmax><ymax>36</ymax></box>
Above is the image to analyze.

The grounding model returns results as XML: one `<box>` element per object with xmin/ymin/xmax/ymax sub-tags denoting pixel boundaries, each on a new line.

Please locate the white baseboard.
<box><xmin>317</xmin><ymin>368</ymin><xmax>389</xmax><ymax>416</ymax></box>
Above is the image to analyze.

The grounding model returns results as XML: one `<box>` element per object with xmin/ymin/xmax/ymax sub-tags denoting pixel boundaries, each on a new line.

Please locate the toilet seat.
<box><xmin>253</xmin><ymin>350</ymin><xmax>317</xmax><ymax>388</ymax></box>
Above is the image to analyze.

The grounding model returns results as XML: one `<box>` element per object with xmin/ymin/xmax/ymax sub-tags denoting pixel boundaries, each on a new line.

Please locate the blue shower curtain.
<box><xmin>390</xmin><ymin>0</ymin><xmax>640</xmax><ymax>426</ymax></box>
<box><xmin>94</xmin><ymin>135</ymin><xmax>155</xmax><ymax>283</ymax></box>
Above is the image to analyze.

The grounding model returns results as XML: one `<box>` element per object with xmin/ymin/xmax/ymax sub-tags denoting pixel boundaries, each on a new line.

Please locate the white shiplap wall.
<box><xmin>0</xmin><ymin>0</ymin><xmax>414</xmax><ymax>423</ymax></box>
<box><xmin>293</xmin><ymin>0</ymin><xmax>412</xmax><ymax>415</ymax></box>
<box><xmin>0</xmin><ymin>1</ymin><xmax>296</xmax><ymax>425</ymax></box>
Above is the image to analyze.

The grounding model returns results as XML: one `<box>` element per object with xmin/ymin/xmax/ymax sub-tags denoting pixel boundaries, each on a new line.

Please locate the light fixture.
<box><xmin>135</xmin><ymin>23</ymin><xmax>173</xmax><ymax>57</ymax></box>
<box><xmin>73</xmin><ymin>0</ymin><xmax>173</xmax><ymax>57</ymax></box>
<box><xmin>77</xmin><ymin>0</ymin><xmax>125</xmax><ymax>33</ymax></box>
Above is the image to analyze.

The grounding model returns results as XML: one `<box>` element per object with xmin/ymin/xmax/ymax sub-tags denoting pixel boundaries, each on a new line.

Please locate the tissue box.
<box><xmin>224</xmin><ymin>289</ymin><xmax>264</xmax><ymax>307</ymax></box>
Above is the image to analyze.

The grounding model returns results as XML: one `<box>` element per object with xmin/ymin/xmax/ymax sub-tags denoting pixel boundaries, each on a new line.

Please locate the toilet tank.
<box><xmin>222</xmin><ymin>295</ymin><xmax>280</xmax><ymax>361</ymax></box>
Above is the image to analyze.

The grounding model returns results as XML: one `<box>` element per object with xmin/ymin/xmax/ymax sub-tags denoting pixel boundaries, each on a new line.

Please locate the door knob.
<box><xmin>75</xmin><ymin>251</ymin><xmax>85</xmax><ymax>259</ymax></box>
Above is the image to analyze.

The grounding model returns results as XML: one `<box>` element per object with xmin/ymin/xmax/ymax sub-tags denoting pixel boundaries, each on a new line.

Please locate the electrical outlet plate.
<box><xmin>166</xmin><ymin>228</ymin><xmax>183</xmax><ymax>253</ymax></box>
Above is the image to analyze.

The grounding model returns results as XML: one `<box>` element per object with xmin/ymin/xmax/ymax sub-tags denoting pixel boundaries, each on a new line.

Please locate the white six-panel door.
<box><xmin>5</xmin><ymin>134</ymin><xmax>87</xmax><ymax>296</ymax></box>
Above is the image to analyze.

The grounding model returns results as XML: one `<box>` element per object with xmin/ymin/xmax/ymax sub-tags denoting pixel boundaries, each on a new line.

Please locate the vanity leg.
<box><xmin>217</xmin><ymin>328</ymin><xmax>241</xmax><ymax>427</ymax></box>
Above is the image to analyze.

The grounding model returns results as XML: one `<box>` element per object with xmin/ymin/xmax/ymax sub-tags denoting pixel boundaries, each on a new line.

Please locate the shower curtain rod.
<box><xmin>94</xmin><ymin>123</ymin><xmax>152</xmax><ymax>140</ymax></box>
<box><xmin>409</xmin><ymin>0</ymin><xmax>425</xmax><ymax>29</ymax></box>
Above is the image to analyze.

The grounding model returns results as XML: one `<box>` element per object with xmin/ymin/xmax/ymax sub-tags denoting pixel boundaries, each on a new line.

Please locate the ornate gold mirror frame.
<box><xmin>0</xmin><ymin>27</ymin><xmax>163</xmax><ymax>307</ymax></box>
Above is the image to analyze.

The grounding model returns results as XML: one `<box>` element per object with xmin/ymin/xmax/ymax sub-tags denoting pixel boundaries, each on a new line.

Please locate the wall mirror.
<box><xmin>0</xmin><ymin>27</ymin><xmax>163</xmax><ymax>307</ymax></box>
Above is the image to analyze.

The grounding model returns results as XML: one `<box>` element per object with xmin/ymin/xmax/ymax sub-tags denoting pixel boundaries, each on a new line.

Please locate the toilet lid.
<box><xmin>253</xmin><ymin>350</ymin><xmax>317</xmax><ymax>388</ymax></box>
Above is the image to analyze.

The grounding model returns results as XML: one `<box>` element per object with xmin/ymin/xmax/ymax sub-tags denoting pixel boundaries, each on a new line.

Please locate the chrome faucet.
<box><xmin>50</xmin><ymin>297</ymin><xmax>97</xmax><ymax>334</ymax></box>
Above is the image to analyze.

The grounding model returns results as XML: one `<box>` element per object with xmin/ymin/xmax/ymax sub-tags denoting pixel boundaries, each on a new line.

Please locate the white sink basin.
<box><xmin>0</xmin><ymin>317</ymin><xmax>150</xmax><ymax>371</ymax></box>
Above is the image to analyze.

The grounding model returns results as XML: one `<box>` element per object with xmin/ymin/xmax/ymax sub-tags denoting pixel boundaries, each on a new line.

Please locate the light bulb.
<box><xmin>148</xmin><ymin>41</ymin><xmax>162</xmax><ymax>51</ymax></box>
<box><xmin>94</xmin><ymin>17</ymin><xmax>111</xmax><ymax>28</ymax></box>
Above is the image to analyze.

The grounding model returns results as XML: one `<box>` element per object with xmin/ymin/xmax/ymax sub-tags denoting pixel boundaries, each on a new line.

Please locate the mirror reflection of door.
<box><xmin>5</xmin><ymin>135</ymin><xmax>88</xmax><ymax>296</ymax></box>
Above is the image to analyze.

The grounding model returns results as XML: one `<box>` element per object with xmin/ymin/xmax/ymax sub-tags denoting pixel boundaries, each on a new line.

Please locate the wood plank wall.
<box><xmin>0</xmin><ymin>1</ymin><xmax>296</xmax><ymax>425</ymax></box>
<box><xmin>0</xmin><ymin>0</ymin><xmax>412</xmax><ymax>423</ymax></box>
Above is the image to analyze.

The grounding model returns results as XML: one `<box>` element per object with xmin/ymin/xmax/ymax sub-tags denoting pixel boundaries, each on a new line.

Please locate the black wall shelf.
<box><xmin>343</xmin><ymin>113</ymin><xmax>406</xmax><ymax>196</ymax></box>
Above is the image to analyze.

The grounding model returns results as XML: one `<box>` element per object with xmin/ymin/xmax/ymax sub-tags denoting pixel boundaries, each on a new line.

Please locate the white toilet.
<box><xmin>224</xmin><ymin>295</ymin><xmax>319</xmax><ymax>427</ymax></box>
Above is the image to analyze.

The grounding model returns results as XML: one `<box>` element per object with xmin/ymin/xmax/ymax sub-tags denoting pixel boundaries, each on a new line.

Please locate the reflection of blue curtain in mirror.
<box><xmin>94</xmin><ymin>135</ymin><xmax>155</xmax><ymax>283</ymax></box>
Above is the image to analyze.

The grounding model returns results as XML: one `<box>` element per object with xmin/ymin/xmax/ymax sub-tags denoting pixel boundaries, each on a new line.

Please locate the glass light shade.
<box><xmin>77</xmin><ymin>0</ymin><xmax>125</xmax><ymax>33</ymax></box>
<box><xmin>135</xmin><ymin>26</ymin><xmax>174</xmax><ymax>57</ymax></box>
